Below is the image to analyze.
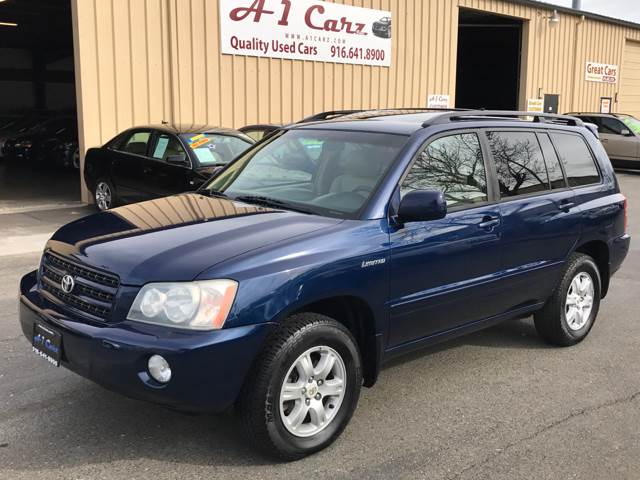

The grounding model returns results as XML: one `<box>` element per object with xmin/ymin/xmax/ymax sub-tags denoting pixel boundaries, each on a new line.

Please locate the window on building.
<box><xmin>487</xmin><ymin>131</ymin><xmax>549</xmax><ymax>197</ymax></box>
<box><xmin>537</xmin><ymin>133</ymin><xmax>566</xmax><ymax>189</ymax></box>
<box><xmin>401</xmin><ymin>133</ymin><xmax>488</xmax><ymax>207</ymax></box>
<box><xmin>550</xmin><ymin>133</ymin><xmax>600</xmax><ymax>187</ymax></box>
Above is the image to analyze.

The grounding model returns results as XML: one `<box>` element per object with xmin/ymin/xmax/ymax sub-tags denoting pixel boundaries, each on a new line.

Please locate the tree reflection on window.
<box><xmin>402</xmin><ymin>133</ymin><xmax>488</xmax><ymax>207</ymax></box>
<box><xmin>488</xmin><ymin>131</ymin><xmax>550</xmax><ymax>197</ymax></box>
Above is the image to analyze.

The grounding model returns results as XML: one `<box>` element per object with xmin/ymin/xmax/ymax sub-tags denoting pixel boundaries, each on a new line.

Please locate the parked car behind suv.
<box><xmin>567</xmin><ymin>112</ymin><xmax>640</xmax><ymax>168</ymax></box>
<box><xmin>19</xmin><ymin>110</ymin><xmax>629</xmax><ymax>460</ymax></box>
<box><xmin>84</xmin><ymin>124</ymin><xmax>254</xmax><ymax>210</ymax></box>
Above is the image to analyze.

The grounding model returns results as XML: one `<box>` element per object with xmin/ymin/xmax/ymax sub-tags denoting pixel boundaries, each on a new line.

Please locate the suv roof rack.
<box><xmin>423</xmin><ymin>110</ymin><xmax>585</xmax><ymax>128</ymax></box>
<box><xmin>297</xmin><ymin>107</ymin><xmax>473</xmax><ymax>124</ymax></box>
<box><xmin>297</xmin><ymin>110</ymin><xmax>365</xmax><ymax>123</ymax></box>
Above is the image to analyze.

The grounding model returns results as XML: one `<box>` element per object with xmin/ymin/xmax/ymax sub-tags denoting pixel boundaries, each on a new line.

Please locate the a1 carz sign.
<box><xmin>219</xmin><ymin>0</ymin><xmax>392</xmax><ymax>67</ymax></box>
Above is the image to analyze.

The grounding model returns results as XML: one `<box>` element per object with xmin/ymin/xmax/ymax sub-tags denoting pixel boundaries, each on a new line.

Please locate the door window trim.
<box><xmin>396</xmin><ymin>128</ymin><xmax>498</xmax><ymax>214</ymax></box>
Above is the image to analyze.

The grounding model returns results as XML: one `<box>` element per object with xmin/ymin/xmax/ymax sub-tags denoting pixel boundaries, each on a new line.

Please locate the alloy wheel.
<box><xmin>279</xmin><ymin>346</ymin><xmax>347</xmax><ymax>438</ymax></box>
<box><xmin>95</xmin><ymin>182</ymin><xmax>112</xmax><ymax>211</ymax></box>
<box><xmin>565</xmin><ymin>272</ymin><xmax>595</xmax><ymax>331</ymax></box>
<box><xmin>72</xmin><ymin>148</ymin><xmax>80</xmax><ymax>169</ymax></box>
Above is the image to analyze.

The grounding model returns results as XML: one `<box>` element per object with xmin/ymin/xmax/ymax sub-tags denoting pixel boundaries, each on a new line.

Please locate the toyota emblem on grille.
<box><xmin>61</xmin><ymin>274</ymin><xmax>75</xmax><ymax>294</ymax></box>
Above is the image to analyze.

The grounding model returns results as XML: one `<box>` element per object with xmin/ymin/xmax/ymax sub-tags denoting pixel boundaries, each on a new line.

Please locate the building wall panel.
<box><xmin>73</xmin><ymin>0</ymin><xmax>640</xmax><ymax>202</ymax></box>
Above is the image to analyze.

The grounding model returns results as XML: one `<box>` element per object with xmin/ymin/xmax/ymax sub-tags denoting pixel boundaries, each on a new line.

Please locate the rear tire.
<box><xmin>239</xmin><ymin>313</ymin><xmax>362</xmax><ymax>460</ymax></box>
<box><xmin>534</xmin><ymin>253</ymin><xmax>601</xmax><ymax>346</ymax></box>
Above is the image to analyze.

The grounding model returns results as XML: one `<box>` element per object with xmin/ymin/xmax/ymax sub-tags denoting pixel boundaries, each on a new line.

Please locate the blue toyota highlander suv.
<box><xmin>19</xmin><ymin>110</ymin><xmax>630</xmax><ymax>459</ymax></box>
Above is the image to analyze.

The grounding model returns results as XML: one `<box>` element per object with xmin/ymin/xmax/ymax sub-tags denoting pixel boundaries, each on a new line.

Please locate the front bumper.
<box><xmin>19</xmin><ymin>271</ymin><xmax>273</xmax><ymax>412</ymax></box>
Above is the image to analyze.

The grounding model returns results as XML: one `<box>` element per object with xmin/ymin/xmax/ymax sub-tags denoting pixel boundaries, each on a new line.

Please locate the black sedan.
<box><xmin>6</xmin><ymin>116</ymin><xmax>77</xmax><ymax>163</ymax></box>
<box><xmin>84</xmin><ymin>124</ymin><xmax>254</xmax><ymax>210</ymax></box>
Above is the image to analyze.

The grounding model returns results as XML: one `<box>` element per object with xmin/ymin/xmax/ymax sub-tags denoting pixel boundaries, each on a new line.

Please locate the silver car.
<box><xmin>568</xmin><ymin>113</ymin><xmax>640</xmax><ymax>168</ymax></box>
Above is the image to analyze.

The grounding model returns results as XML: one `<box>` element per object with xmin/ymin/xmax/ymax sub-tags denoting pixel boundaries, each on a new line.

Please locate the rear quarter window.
<box><xmin>549</xmin><ymin>133</ymin><xmax>600</xmax><ymax>187</ymax></box>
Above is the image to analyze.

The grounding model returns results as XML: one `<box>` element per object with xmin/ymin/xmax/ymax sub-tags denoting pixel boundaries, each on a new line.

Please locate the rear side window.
<box><xmin>537</xmin><ymin>133</ymin><xmax>566</xmax><ymax>189</ymax></box>
<box><xmin>401</xmin><ymin>133</ymin><xmax>488</xmax><ymax>207</ymax></box>
<box><xmin>121</xmin><ymin>131</ymin><xmax>151</xmax><ymax>156</ymax></box>
<box><xmin>487</xmin><ymin>131</ymin><xmax>549</xmax><ymax>198</ymax></box>
<box><xmin>550</xmin><ymin>133</ymin><xmax>600</xmax><ymax>187</ymax></box>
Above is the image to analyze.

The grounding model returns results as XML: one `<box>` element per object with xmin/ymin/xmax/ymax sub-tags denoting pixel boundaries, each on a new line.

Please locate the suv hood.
<box><xmin>46</xmin><ymin>193</ymin><xmax>342</xmax><ymax>285</ymax></box>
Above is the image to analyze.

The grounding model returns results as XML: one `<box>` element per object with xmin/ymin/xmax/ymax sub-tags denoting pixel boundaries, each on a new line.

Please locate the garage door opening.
<box><xmin>455</xmin><ymin>9</ymin><xmax>523</xmax><ymax>110</ymax></box>
<box><xmin>0</xmin><ymin>0</ymin><xmax>80</xmax><ymax>213</ymax></box>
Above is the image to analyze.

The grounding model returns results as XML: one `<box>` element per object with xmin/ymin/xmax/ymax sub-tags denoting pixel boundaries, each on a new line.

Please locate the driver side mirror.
<box><xmin>621</xmin><ymin>128</ymin><xmax>634</xmax><ymax>136</ymax></box>
<box><xmin>166</xmin><ymin>154</ymin><xmax>189</xmax><ymax>167</ymax></box>
<box><xmin>398</xmin><ymin>190</ymin><xmax>447</xmax><ymax>224</ymax></box>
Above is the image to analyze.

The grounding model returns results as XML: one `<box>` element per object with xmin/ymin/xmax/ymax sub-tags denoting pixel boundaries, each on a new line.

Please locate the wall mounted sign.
<box><xmin>526</xmin><ymin>98</ymin><xmax>544</xmax><ymax>113</ymax></box>
<box><xmin>585</xmin><ymin>62</ymin><xmax>618</xmax><ymax>84</ymax></box>
<box><xmin>219</xmin><ymin>0</ymin><xmax>392</xmax><ymax>67</ymax></box>
<box><xmin>600</xmin><ymin>97</ymin><xmax>612</xmax><ymax>114</ymax></box>
<box><xmin>427</xmin><ymin>94</ymin><xmax>450</xmax><ymax>109</ymax></box>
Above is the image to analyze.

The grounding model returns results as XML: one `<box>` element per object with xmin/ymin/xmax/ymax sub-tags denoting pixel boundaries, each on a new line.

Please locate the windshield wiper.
<box><xmin>233</xmin><ymin>195</ymin><xmax>315</xmax><ymax>215</ymax></box>
<box><xmin>199</xmin><ymin>189</ymin><xmax>229</xmax><ymax>199</ymax></box>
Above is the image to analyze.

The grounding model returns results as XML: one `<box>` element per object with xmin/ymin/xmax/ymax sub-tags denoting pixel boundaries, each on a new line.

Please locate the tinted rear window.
<box><xmin>487</xmin><ymin>131</ymin><xmax>549</xmax><ymax>198</ymax></box>
<box><xmin>550</xmin><ymin>133</ymin><xmax>600</xmax><ymax>187</ymax></box>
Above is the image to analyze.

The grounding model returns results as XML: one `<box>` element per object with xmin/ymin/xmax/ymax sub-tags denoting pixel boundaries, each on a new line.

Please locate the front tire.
<box><xmin>534</xmin><ymin>253</ymin><xmax>601</xmax><ymax>346</ymax></box>
<box><xmin>239</xmin><ymin>313</ymin><xmax>362</xmax><ymax>460</ymax></box>
<box><xmin>94</xmin><ymin>178</ymin><xmax>117</xmax><ymax>211</ymax></box>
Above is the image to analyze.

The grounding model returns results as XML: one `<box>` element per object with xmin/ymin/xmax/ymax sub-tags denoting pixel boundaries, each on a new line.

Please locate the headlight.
<box><xmin>127</xmin><ymin>280</ymin><xmax>238</xmax><ymax>330</ymax></box>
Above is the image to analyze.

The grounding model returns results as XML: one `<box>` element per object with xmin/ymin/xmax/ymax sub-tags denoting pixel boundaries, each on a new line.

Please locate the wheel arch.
<box><xmin>574</xmin><ymin>240</ymin><xmax>610</xmax><ymax>298</ymax></box>
<box><xmin>288</xmin><ymin>295</ymin><xmax>383</xmax><ymax>388</ymax></box>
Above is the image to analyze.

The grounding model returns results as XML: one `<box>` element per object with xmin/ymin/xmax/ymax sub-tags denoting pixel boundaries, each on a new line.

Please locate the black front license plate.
<box><xmin>32</xmin><ymin>323</ymin><xmax>62</xmax><ymax>367</ymax></box>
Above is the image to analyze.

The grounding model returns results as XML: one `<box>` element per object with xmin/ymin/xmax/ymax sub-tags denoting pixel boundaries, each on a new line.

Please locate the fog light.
<box><xmin>148</xmin><ymin>354</ymin><xmax>171</xmax><ymax>383</ymax></box>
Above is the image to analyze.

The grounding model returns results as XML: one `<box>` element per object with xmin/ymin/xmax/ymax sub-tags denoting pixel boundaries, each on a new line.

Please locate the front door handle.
<box><xmin>478</xmin><ymin>215</ymin><xmax>500</xmax><ymax>230</ymax></box>
<box><xmin>559</xmin><ymin>200</ymin><xmax>575</xmax><ymax>212</ymax></box>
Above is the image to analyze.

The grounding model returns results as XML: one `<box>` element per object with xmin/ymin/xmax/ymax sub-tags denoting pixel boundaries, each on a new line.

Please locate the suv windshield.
<box><xmin>204</xmin><ymin>129</ymin><xmax>408</xmax><ymax>218</ymax></box>
<box><xmin>620</xmin><ymin>115</ymin><xmax>640</xmax><ymax>135</ymax></box>
<box><xmin>181</xmin><ymin>133</ymin><xmax>253</xmax><ymax>166</ymax></box>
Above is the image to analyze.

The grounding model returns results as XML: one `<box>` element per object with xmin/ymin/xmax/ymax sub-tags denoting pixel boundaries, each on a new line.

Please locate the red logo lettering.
<box><xmin>230</xmin><ymin>0</ymin><xmax>275</xmax><ymax>22</ymax></box>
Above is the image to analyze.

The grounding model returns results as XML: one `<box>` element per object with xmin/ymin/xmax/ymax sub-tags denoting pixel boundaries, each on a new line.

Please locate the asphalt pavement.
<box><xmin>1</xmin><ymin>173</ymin><xmax>639</xmax><ymax>479</ymax></box>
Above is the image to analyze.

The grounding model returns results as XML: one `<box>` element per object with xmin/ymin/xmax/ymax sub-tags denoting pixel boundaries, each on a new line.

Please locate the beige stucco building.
<box><xmin>70</xmin><ymin>0</ymin><xmax>640</xmax><ymax>202</ymax></box>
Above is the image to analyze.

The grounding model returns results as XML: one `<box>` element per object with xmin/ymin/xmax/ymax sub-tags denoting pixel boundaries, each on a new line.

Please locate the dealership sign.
<box><xmin>585</xmin><ymin>62</ymin><xmax>618</xmax><ymax>84</ymax></box>
<box><xmin>427</xmin><ymin>94</ymin><xmax>450</xmax><ymax>109</ymax></box>
<box><xmin>219</xmin><ymin>0</ymin><xmax>392</xmax><ymax>67</ymax></box>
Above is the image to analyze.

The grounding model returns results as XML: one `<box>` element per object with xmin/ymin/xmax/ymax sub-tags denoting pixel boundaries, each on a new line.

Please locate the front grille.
<box><xmin>40</xmin><ymin>252</ymin><xmax>119</xmax><ymax>321</ymax></box>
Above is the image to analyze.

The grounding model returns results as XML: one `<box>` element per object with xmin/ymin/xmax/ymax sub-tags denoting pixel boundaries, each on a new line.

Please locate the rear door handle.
<box><xmin>478</xmin><ymin>215</ymin><xmax>500</xmax><ymax>230</ymax></box>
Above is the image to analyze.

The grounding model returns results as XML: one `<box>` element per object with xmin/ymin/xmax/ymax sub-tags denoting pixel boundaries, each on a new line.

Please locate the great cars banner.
<box><xmin>219</xmin><ymin>0</ymin><xmax>392</xmax><ymax>67</ymax></box>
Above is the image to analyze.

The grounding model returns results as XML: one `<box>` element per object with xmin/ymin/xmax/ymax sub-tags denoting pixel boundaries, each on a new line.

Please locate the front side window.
<box><xmin>599</xmin><ymin>117</ymin><xmax>628</xmax><ymax>135</ymax></box>
<box><xmin>401</xmin><ymin>133</ymin><xmax>488</xmax><ymax>207</ymax></box>
<box><xmin>180</xmin><ymin>134</ymin><xmax>252</xmax><ymax>166</ymax></box>
<box><xmin>550</xmin><ymin>133</ymin><xmax>600</xmax><ymax>187</ymax></box>
<box><xmin>488</xmin><ymin>131</ymin><xmax>549</xmax><ymax>198</ymax></box>
<box><xmin>205</xmin><ymin>129</ymin><xmax>408</xmax><ymax>218</ymax></box>
<box><xmin>152</xmin><ymin>134</ymin><xmax>187</xmax><ymax>162</ymax></box>
<box><xmin>121</xmin><ymin>131</ymin><xmax>151</xmax><ymax>156</ymax></box>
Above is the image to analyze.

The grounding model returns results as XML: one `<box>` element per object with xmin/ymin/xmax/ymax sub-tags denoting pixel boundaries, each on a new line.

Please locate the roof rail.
<box><xmin>297</xmin><ymin>110</ymin><xmax>365</xmax><ymax>123</ymax></box>
<box><xmin>423</xmin><ymin>110</ymin><xmax>585</xmax><ymax>128</ymax></box>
